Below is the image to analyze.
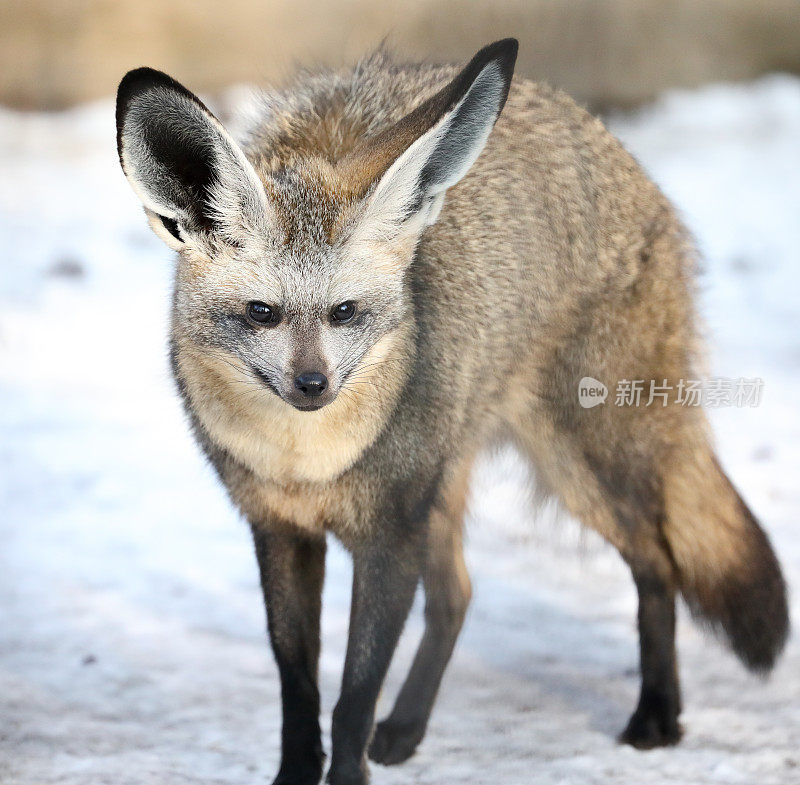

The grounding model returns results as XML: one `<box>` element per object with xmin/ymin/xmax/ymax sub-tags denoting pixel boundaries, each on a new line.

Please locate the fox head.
<box><xmin>116</xmin><ymin>40</ymin><xmax>517</xmax><ymax>413</ymax></box>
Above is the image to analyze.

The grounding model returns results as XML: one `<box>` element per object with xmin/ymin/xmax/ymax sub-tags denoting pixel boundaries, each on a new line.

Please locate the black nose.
<box><xmin>294</xmin><ymin>372</ymin><xmax>328</xmax><ymax>397</ymax></box>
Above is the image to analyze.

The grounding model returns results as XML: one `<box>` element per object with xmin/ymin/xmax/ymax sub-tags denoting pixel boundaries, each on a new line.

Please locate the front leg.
<box><xmin>328</xmin><ymin>529</ymin><xmax>425</xmax><ymax>785</ymax></box>
<box><xmin>251</xmin><ymin>522</ymin><xmax>327</xmax><ymax>785</ymax></box>
<box><xmin>369</xmin><ymin>505</ymin><xmax>471</xmax><ymax>765</ymax></box>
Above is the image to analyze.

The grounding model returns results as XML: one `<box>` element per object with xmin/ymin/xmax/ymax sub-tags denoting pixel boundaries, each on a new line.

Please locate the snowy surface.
<box><xmin>1</xmin><ymin>76</ymin><xmax>799</xmax><ymax>784</ymax></box>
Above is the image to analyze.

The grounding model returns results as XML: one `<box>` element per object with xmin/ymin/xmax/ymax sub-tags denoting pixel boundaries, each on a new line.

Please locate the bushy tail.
<box><xmin>663</xmin><ymin>445</ymin><xmax>789</xmax><ymax>671</ymax></box>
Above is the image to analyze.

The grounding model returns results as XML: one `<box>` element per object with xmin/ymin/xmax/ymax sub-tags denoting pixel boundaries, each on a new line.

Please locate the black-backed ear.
<box><xmin>350</xmin><ymin>38</ymin><xmax>518</xmax><ymax>242</ymax></box>
<box><xmin>116</xmin><ymin>67</ymin><xmax>271</xmax><ymax>250</ymax></box>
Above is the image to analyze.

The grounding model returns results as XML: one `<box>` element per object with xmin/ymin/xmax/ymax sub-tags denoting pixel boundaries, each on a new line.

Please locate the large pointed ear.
<box><xmin>116</xmin><ymin>67</ymin><xmax>271</xmax><ymax>251</ymax></box>
<box><xmin>348</xmin><ymin>38</ymin><xmax>517</xmax><ymax>244</ymax></box>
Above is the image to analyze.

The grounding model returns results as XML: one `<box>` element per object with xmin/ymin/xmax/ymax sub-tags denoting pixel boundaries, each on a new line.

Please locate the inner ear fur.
<box><xmin>338</xmin><ymin>38</ymin><xmax>518</xmax><ymax>196</ymax></box>
<box><xmin>116</xmin><ymin>66</ymin><xmax>270</xmax><ymax>245</ymax></box>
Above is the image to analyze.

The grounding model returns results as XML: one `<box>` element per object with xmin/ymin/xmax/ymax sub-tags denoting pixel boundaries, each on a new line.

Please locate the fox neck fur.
<box><xmin>174</xmin><ymin>323</ymin><xmax>414</xmax><ymax>487</ymax></box>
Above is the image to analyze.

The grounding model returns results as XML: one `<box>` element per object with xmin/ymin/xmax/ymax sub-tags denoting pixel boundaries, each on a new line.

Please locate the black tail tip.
<box><xmin>734</xmin><ymin>604</ymin><xmax>790</xmax><ymax>675</ymax></box>
<box><xmin>714</xmin><ymin>561</ymin><xmax>789</xmax><ymax>674</ymax></box>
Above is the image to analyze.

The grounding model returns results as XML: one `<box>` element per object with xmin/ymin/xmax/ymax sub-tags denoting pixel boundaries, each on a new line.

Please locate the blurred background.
<box><xmin>2</xmin><ymin>3</ymin><xmax>799</xmax><ymax>785</ymax></box>
<box><xmin>3</xmin><ymin>0</ymin><xmax>800</xmax><ymax>110</ymax></box>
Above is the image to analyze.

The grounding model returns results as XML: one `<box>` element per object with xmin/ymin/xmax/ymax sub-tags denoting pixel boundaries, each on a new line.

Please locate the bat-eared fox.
<box><xmin>116</xmin><ymin>38</ymin><xmax>788</xmax><ymax>784</ymax></box>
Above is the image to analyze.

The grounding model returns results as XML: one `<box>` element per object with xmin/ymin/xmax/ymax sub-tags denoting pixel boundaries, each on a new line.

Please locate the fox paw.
<box><xmin>273</xmin><ymin>772</ymin><xmax>321</xmax><ymax>785</ymax></box>
<box><xmin>368</xmin><ymin>719</ymin><xmax>426</xmax><ymax>765</ymax></box>
<box><xmin>272</xmin><ymin>754</ymin><xmax>324</xmax><ymax>785</ymax></box>
<box><xmin>619</xmin><ymin>692</ymin><xmax>682</xmax><ymax>749</ymax></box>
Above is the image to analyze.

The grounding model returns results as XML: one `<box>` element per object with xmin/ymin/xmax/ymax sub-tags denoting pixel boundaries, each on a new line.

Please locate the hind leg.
<box><xmin>513</xmin><ymin>414</ymin><xmax>683</xmax><ymax>748</ymax></box>
<box><xmin>620</xmin><ymin>546</ymin><xmax>682</xmax><ymax>748</ymax></box>
<box><xmin>369</xmin><ymin>465</ymin><xmax>472</xmax><ymax>765</ymax></box>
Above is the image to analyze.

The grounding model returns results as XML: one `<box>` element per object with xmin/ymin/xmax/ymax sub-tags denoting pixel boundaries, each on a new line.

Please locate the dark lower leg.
<box><xmin>252</xmin><ymin>524</ymin><xmax>326</xmax><ymax>785</ymax></box>
<box><xmin>370</xmin><ymin>514</ymin><xmax>471</xmax><ymax>765</ymax></box>
<box><xmin>620</xmin><ymin>562</ymin><xmax>682</xmax><ymax>749</ymax></box>
<box><xmin>327</xmin><ymin>539</ymin><xmax>423</xmax><ymax>785</ymax></box>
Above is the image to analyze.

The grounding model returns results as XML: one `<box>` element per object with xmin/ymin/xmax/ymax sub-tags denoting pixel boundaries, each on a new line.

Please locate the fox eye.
<box><xmin>331</xmin><ymin>301</ymin><xmax>357</xmax><ymax>323</ymax></box>
<box><xmin>246</xmin><ymin>301</ymin><xmax>280</xmax><ymax>326</ymax></box>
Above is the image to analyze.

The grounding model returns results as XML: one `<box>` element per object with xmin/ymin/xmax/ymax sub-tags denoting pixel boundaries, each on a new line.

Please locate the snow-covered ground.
<box><xmin>1</xmin><ymin>76</ymin><xmax>799</xmax><ymax>785</ymax></box>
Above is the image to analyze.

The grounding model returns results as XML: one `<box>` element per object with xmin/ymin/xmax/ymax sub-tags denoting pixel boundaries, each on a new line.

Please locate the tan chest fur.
<box><xmin>237</xmin><ymin>474</ymin><xmax>348</xmax><ymax>532</ymax></box>
<box><xmin>176</xmin><ymin>331</ymin><xmax>408</xmax><ymax>528</ymax></box>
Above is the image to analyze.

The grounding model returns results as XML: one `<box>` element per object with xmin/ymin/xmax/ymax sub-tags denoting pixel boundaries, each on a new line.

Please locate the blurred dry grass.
<box><xmin>2</xmin><ymin>0</ymin><xmax>800</xmax><ymax>109</ymax></box>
